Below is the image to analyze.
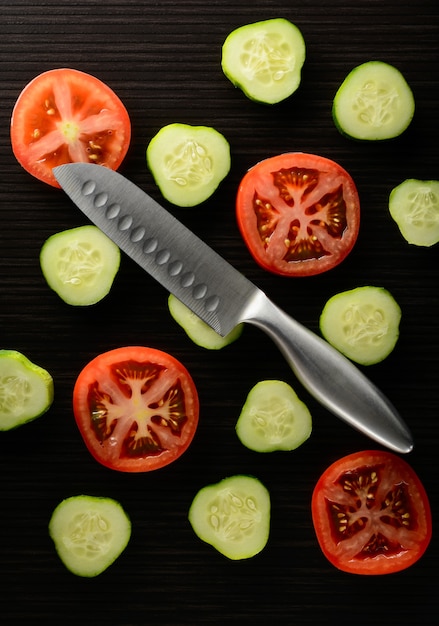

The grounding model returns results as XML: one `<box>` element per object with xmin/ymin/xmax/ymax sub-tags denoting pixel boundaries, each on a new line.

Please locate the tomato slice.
<box><xmin>311</xmin><ymin>451</ymin><xmax>432</xmax><ymax>574</ymax></box>
<box><xmin>10</xmin><ymin>68</ymin><xmax>131</xmax><ymax>187</ymax></box>
<box><xmin>236</xmin><ymin>153</ymin><xmax>360</xmax><ymax>276</ymax></box>
<box><xmin>73</xmin><ymin>346</ymin><xmax>199</xmax><ymax>472</ymax></box>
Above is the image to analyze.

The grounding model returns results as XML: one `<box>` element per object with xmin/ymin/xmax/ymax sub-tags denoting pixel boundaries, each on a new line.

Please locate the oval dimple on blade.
<box><xmin>106</xmin><ymin>203</ymin><xmax>121</xmax><ymax>219</ymax></box>
<box><xmin>79</xmin><ymin>174</ymin><xmax>223</xmax><ymax>319</ymax></box>
<box><xmin>54</xmin><ymin>163</ymin><xmax>258</xmax><ymax>336</ymax></box>
<box><xmin>130</xmin><ymin>226</ymin><xmax>146</xmax><ymax>242</ymax></box>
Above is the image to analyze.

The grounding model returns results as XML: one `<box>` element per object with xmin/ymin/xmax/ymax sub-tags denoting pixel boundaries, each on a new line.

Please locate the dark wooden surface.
<box><xmin>1</xmin><ymin>1</ymin><xmax>438</xmax><ymax>624</ymax></box>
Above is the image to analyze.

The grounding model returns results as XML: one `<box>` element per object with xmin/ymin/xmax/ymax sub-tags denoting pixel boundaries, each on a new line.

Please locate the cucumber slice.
<box><xmin>40</xmin><ymin>225</ymin><xmax>120</xmax><ymax>306</ymax></box>
<box><xmin>168</xmin><ymin>294</ymin><xmax>243</xmax><ymax>349</ymax></box>
<box><xmin>236</xmin><ymin>380</ymin><xmax>312</xmax><ymax>452</ymax></box>
<box><xmin>146</xmin><ymin>123</ymin><xmax>231</xmax><ymax>207</ymax></box>
<box><xmin>0</xmin><ymin>350</ymin><xmax>54</xmax><ymax>430</ymax></box>
<box><xmin>188</xmin><ymin>475</ymin><xmax>270</xmax><ymax>560</ymax></box>
<box><xmin>319</xmin><ymin>286</ymin><xmax>401</xmax><ymax>366</ymax></box>
<box><xmin>389</xmin><ymin>178</ymin><xmax>439</xmax><ymax>247</ymax></box>
<box><xmin>49</xmin><ymin>495</ymin><xmax>131</xmax><ymax>577</ymax></box>
<box><xmin>332</xmin><ymin>61</ymin><xmax>415</xmax><ymax>140</ymax></box>
<box><xmin>221</xmin><ymin>18</ymin><xmax>306</xmax><ymax>104</ymax></box>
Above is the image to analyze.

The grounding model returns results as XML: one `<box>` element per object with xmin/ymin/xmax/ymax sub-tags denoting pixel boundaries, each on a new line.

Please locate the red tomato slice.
<box><xmin>10</xmin><ymin>68</ymin><xmax>131</xmax><ymax>187</ymax></box>
<box><xmin>73</xmin><ymin>346</ymin><xmax>199</xmax><ymax>472</ymax></box>
<box><xmin>311</xmin><ymin>450</ymin><xmax>432</xmax><ymax>575</ymax></box>
<box><xmin>236</xmin><ymin>153</ymin><xmax>360</xmax><ymax>276</ymax></box>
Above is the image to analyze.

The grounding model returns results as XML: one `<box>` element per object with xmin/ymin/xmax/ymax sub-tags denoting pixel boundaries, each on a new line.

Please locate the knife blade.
<box><xmin>53</xmin><ymin>162</ymin><xmax>413</xmax><ymax>454</ymax></box>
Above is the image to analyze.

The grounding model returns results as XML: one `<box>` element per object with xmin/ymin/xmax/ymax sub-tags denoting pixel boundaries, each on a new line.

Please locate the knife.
<box><xmin>53</xmin><ymin>163</ymin><xmax>413</xmax><ymax>454</ymax></box>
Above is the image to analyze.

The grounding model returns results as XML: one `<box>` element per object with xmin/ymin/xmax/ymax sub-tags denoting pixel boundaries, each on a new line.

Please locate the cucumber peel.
<box><xmin>40</xmin><ymin>225</ymin><xmax>120</xmax><ymax>306</ymax></box>
<box><xmin>221</xmin><ymin>18</ymin><xmax>306</xmax><ymax>104</ymax></box>
<box><xmin>319</xmin><ymin>286</ymin><xmax>401</xmax><ymax>365</ymax></box>
<box><xmin>168</xmin><ymin>294</ymin><xmax>243</xmax><ymax>349</ymax></box>
<box><xmin>389</xmin><ymin>178</ymin><xmax>439</xmax><ymax>246</ymax></box>
<box><xmin>333</xmin><ymin>61</ymin><xmax>415</xmax><ymax>140</ymax></box>
<box><xmin>236</xmin><ymin>380</ymin><xmax>312</xmax><ymax>452</ymax></box>
<box><xmin>0</xmin><ymin>350</ymin><xmax>54</xmax><ymax>430</ymax></box>
<box><xmin>188</xmin><ymin>475</ymin><xmax>270</xmax><ymax>560</ymax></box>
<box><xmin>146</xmin><ymin>123</ymin><xmax>231</xmax><ymax>207</ymax></box>
<box><xmin>49</xmin><ymin>495</ymin><xmax>131</xmax><ymax>577</ymax></box>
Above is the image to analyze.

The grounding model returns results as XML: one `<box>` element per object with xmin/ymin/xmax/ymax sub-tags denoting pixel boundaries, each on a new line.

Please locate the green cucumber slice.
<box><xmin>49</xmin><ymin>495</ymin><xmax>131</xmax><ymax>577</ymax></box>
<box><xmin>221</xmin><ymin>18</ymin><xmax>306</xmax><ymax>104</ymax></box>
<box><xmin>40</xmin><ymin>225</ymin><xmax>120</xmax><ymax>306</ymax></box>
<box><xmin>146</xmin><ymin>123</ymin><xmax>231</xmax><ymax>207</ymax></box>
<box><xmin>0</xmin><ymin>350</ymin><xmax>54</xmax><ymax>430</ymax></box>
<box><xmin>389</xmin><ymin>178</ymin><xmax>439</xmax><ymax>247</ymax></box>
<box><xmin>168</xmin><ymin>294</ymin><xmax>243</xmax><ymax>349</ymax></box>
<box><xmin>332</xmin><ymin>61</ymin><xmax>415</xmax><ymax>140</ymax></box>
<box><xmin>319</xmin><ymin>286</ymin><xmax>401</xmax><ymax>366</ymax></box>
<box><xmin>236</xmin><ymin>380</ymin><xmax>312</xmax><ymax>452</ymax></box>
<box><xmin>188</xmin><ymin>475</ymin><xmax>270</xmax><ymax>560</ymax></box>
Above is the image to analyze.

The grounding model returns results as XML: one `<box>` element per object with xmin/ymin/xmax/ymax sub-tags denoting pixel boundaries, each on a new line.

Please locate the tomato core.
<box><xmin>60</xmin><ymin>121</ymin><xmax>81</xmax><ymax>142</ymax></box>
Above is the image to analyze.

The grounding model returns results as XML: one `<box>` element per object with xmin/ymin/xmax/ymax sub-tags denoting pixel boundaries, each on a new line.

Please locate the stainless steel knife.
<box><xmin>53</xmin><ymin>162</ymin><xmax>413</xmax><ymax>454</ymax></box>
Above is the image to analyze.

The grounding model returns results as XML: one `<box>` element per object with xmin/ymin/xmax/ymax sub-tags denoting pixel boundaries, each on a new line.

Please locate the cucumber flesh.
<box><xmin>389</xmin><ymin>178</ymin><xmax>439</xmax><ymax>247</ymax></box>
<box><xmin>40</xmin><ymin>225</ymin><xmax>120</xmax><ymax>306</ymax></box>
<box><xmin>236</xmin><ymin>380</ymin><xmax>312</xmax><ymax>452</ymax></box>
<box><xmin>0</xmin><ymin>350</ymin><xmax>54</xmax><ymax>430</ymax></box>
<box><xmin>49</xmin><ymin>495</ymin><xmax>131</xmax><ymax>577</ymax></box>
<box><xmin>319</xmin><ymin>286</ymin><xmax>401</xmax><ymax>366</ymax></box>
<box><xmin>146</xmin><ymin>123</ymin><xmax>231</xmax><ymax>207</ymax></box>
<box><xmin>333</xmin><ymin>61</ymin><xmax>415</xmax><ymax>140</ymax></box>
<box><xmin>188</xmin><ymin>475</ymin><xmax>270</xmax><ymax>560</ymax></box>
<box><xmin>221</xmin><ymin>18</ymin><xmax>306</xmax><ymax>104</ymax></box>
<box><xmin>168</xmin><ymin>294</ymin><xmax>243</xmax><ymax>349</ymax></box>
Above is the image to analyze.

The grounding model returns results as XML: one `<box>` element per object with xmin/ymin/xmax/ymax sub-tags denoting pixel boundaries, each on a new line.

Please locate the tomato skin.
<box><xmin>311</xmin><ymin>450</ymin><xmax>432</xmax><ymax>575</ymax></box>
<box><xmin>236</xmin><ymin>153</ymin><xmax>360</xmax><ymax>276</ymax></box>
<box><xmin>10</xmin><ymin>68</ymin><xmax>131</xmax><ymax>187</ymax></box>
<box><xmin>73</xmin><ymin>346</ymin><xmax>199</xmax><ymax>472</ymax></box>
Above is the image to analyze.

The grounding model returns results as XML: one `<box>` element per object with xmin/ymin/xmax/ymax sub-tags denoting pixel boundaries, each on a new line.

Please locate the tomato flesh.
<box><xmin>73</xmin><ymin>347</ymin><xmax>199</xmax><ymax>472</ymax></box>
<box><xmin>236</xmin><ymin>153</ymin><xmax>360</xmax><ymax>276</ymax></box>
<box><xmin>10</xmin><ymin>68</ymin><xmax>131</xmax><ymax>187</ymax></box>
<box><xmin>311</xmin><ymin>451</ymin><xmax>432</xmax><ymax>574</ymax></box>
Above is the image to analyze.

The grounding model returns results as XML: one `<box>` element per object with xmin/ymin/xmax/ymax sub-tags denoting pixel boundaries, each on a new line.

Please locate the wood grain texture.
<box><xmin>1</xmin><ymin>1</ymin><xmax>438</xmax><ymax>624</ymax></box>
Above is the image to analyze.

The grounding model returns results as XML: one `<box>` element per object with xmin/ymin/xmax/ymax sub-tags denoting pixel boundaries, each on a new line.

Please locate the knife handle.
<box><xmin>243</xmin><ymin>292</ymin><xmax>413</xmax><ymax>453</ymax></box>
